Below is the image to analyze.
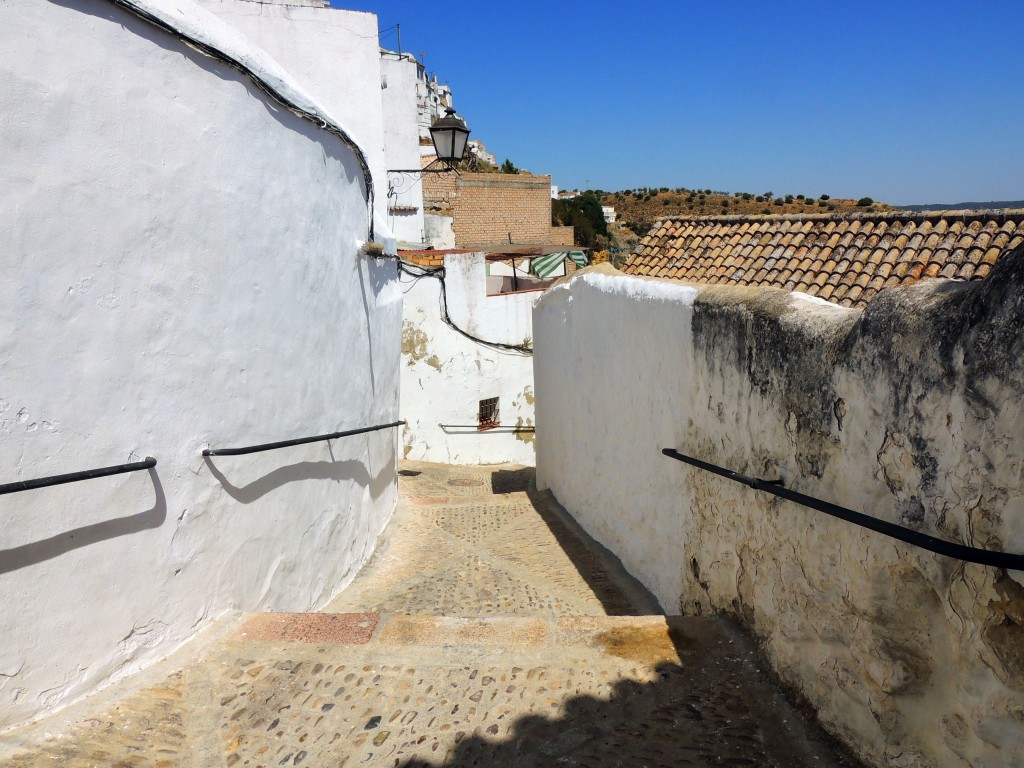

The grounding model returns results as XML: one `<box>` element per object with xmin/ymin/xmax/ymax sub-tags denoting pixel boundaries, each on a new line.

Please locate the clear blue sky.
<box><xmin>337</xmin><ymin>1</ymin><xmax>1023</xmax><ymax>205</ymax></box>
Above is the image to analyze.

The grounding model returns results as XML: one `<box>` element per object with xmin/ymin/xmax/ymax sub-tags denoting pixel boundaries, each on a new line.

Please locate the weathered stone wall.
<box><xmin>534</xmin><ymin>254</ymin><xmax>1024</xmax><ymax>767</ymax></box>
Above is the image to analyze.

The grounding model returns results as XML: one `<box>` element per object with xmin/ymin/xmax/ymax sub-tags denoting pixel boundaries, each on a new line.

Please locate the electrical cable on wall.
<box><xmin>394</xmin><ymin>259</ymin><xmax>533</xmax><ymax>356</ymax></box>
<box><xmin>107</xmin><ymin>0</ymin><xmax>376</xmax><ymax>242</ymax></box>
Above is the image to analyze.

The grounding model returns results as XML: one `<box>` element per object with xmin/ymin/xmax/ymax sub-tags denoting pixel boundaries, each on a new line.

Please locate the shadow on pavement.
<box><xmin>398</xmin><ymin>615</ymin><xmax>864</xmax><ymax>768</ymax></box>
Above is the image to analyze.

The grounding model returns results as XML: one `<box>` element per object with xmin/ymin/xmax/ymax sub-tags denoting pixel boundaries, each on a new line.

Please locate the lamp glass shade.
<box><xmin>429</xmin><ymin>109</ymin><xmax>470</xmax><ymax>163</ymax></box>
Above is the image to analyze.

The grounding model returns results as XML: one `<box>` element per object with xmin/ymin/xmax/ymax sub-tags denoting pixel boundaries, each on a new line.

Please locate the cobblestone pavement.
<box><xmin>0</xmin><ymin>462</ymin><xmax>862</xmax><ymax>767</ymax></box>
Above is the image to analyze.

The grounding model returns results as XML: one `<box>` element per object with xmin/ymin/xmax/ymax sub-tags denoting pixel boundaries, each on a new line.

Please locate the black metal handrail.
<box><xmin>0</xmin><ymin>457</ymin><xmax>157</xmax><ymax>496</ymax></box>
<box><xmin>438</xmin><ymin>423</ymin><xmax>536</xmax><ymax>433</ymax></box>
<box><xmin>662</xmin><ymin>448</ymin><xmax>1024</xmax><ymax>571</ymax></box>
<box><xmin>203</xmin><ymin>421</ymin><xmax>405</xmax><ymax>457</ymax></box>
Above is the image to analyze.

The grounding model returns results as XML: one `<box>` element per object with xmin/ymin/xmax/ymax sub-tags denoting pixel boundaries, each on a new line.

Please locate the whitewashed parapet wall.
<box><xmin>0</xmin><ymin>0</ymin><xmax>400</xmax><ymax>731</ymax></box>
<box><xmin>534</xmin><ymin>259</ymin><xmax>1024</xmax><ymax>768</ymax></box>
<box><xmin>401</xmin><ymin>253</ymin><xmax>536</xmax><ymax>465</ymax></box>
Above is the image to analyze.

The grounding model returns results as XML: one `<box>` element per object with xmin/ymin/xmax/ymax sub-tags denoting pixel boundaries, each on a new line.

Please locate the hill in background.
<box><xmin>899</xmin><ymin>200</ymin><xmax>1024</xmax><ymax>212</ymax></box>
<box><xmin>600</xmin><ymin>188</ymin><xmax>893</xmax><ymax>241</ymax></box>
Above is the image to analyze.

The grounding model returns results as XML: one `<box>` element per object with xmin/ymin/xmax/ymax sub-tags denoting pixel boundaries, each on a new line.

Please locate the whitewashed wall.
<box><xmin>196</xmin><ymin>0</ymin><xmax>389</xmax><ymax>226</ymax></box>
<box><xmin>0</xmin><ymin>0</ymin><xmax>400</xmax><ymax>731</ymax></box>
<box><xmin>381</xmin><ymin>54</ymin><xmax>426</xmax><ymax>245</ymax></box>
<box><xmin>534</xmin><ymin>263</ymin><xmax>1024</xmax><ymax>768</ymax></box>
<box><xmin>401</xmin><ymin>253</ymin><xmax>536</xmax><ymax>465</ymax></box>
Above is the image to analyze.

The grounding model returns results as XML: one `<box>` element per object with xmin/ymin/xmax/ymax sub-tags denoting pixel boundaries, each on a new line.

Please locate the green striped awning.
<box><xmin>529</xmin><ymin>251</ymin><xmax>588</xmax><ymax>278</ymax></box>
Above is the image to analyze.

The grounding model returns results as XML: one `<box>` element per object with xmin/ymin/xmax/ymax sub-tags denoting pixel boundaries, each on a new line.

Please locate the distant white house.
<box><xmin>468</xmin><ymin>139</ymin><xmax>497</xmax><ymax>167</ymax></box>
<box><xmin>602</xmin><ymin>205</ymin><xmax>617</xmax><ymax>223</ymax></box>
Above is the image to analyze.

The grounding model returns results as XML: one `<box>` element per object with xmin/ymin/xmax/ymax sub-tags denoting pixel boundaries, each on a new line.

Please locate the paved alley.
<box><xmin>0</xmin><ymin>462</ymin><xmax>861</xmax><ymax>767</ymax></box>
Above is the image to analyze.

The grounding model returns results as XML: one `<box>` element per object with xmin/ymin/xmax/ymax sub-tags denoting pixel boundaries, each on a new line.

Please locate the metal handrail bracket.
<box><xmin>662</xmin><ymin>447</ymin><xmax>1024</xmax><ymax>571</ymax></box>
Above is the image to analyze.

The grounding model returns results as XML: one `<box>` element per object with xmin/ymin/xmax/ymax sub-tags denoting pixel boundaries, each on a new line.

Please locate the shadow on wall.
<box><xmin>396</xmin><ymin>616</ymin><xmax>862</xmax><ymax>768</ymax></box>
<box><xmin>0</xmin><ymin>468</ymin><xmax>166</xmax><ymax>575</ymax></box>
<box><xmin>204</xmin><ymin>443</ymin><xmax>397</xmax><ymax>504</ymax></box>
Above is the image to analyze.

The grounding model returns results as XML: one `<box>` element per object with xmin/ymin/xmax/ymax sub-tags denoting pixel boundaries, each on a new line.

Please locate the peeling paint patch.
<box><xmin>515</xmin><ymin>417</ymin><xmax>534</xmax><ymax>444</ymax></box>
<box><xmin>401</xmin><ymin>321</ymin><xmax>431</xmax><ymax>366</ymax></box>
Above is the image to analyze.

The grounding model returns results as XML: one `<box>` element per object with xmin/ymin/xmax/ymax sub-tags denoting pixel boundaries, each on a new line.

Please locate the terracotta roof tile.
<box><xmin>623</xmin><ymin>210</ymin><xmax>1024</xmax><ymax>309</ymax></box>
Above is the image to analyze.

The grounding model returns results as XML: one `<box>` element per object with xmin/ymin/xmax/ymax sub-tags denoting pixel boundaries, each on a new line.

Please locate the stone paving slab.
<box><xmin>234</xmin><ymin>613</ymin><xmax>380</xmax><ymax>644</ymax></box>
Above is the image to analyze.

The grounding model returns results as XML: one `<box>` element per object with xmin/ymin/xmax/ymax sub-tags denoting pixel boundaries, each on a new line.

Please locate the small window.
<box><xmin>478</xmin><ymin>397</ymin><xmax>499</xmax><ymax>430</ymax></box>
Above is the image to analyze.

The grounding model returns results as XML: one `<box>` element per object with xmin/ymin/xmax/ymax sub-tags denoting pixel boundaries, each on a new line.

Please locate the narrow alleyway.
<box><xmin>1</xmin><ymin>463</ymin><xmax>861</xmax><ymax>767</ymax></box>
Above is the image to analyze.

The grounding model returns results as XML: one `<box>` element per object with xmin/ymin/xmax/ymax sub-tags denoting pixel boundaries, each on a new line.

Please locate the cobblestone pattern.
<box><xmin>0</xmin><ymin>462</ymin><xmax>862</xmax><ymax>768</ymax></box>
<box><xmin>4</xmin><ymin>672</ymin><xmax>188</xmax><ymax>768</ymax></box>
<box><xmin>327</xmin><ymin>462</ymin><xmax>641</xmax><ymax>617</ymax></box>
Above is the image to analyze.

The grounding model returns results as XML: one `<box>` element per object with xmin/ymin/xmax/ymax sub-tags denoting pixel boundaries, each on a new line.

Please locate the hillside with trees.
<box><xmin>551</xmin><ymin>191</ymin><xmax>609</xmax><ymax>249</ymax></box>
<box><xmin>601</xmin><ymin>187</ymin><xmax>893</xmax><ymax>237</ymax></box>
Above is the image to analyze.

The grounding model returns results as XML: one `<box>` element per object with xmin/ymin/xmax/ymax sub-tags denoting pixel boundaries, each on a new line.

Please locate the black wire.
<box><xmin>394</xmin><ymin>260</ymin><xmax>533</xmax><ymax>355</ymax></box>
<box><xmin>107</xmin><ymin>0</ymin><xmax>376</xmax><ymax>241</ymax></box>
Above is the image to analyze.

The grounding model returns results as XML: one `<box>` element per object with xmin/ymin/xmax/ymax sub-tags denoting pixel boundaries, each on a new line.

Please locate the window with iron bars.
<box><xmin>478</xmin><ymin>397</ymin><xmax>499</xmax><ymax>430</ymax></box>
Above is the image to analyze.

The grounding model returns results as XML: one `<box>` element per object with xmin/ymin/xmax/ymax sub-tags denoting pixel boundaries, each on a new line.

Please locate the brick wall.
<box><xmin>423</xmin><ymin>171</ymin><xmax>562</xmax><ymax>247</ymax></box>
<box><xmin>421</xmin><ymin>161</ymin><xmax>457</xmax><ymax>213</ymax></box>
<box><xmin>550</xmin><ymin>226</ymin><xmax>575</xmax><ymax>246</ymax></box>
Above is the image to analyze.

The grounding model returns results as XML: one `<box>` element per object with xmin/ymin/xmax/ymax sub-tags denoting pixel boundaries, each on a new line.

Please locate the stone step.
<box><xmin>3</xmin><ymin>613</ymin><xmax>859</xmax><ymax>767</ymax></box>
<box><xmin>232</xmin><ymin>612</ymin><xmax>688</xmax><ymax>668</ymax></box>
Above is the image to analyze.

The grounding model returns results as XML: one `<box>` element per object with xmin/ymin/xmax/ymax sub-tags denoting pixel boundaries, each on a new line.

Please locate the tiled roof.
<box><xmin>623</xmin><ymin>210</ymin><xmax>1024</xmax><ymax>308</ymax></box>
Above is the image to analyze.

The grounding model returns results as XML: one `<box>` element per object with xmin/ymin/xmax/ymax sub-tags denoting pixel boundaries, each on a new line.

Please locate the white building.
<box><xmin>417</xmin><ymin>73</ymin><xmax>453</xmax><ymax>141</ymax></box>
<box><xmin>0</xmin><ymin>0</ymin><xmax>400</xmax><ymax>731</ymax></box>
<box><xmin>468</xmin><ymin>139</ymin><xmax>498</xmax><ymax>167</ymax></box>
<box><xmin>380</xmin><ymin>51</ymin><xmax>426</xmax><ymax>245</ymax></box>
<box><xmin>400</xmin><ymin>252</ymin><xmax>538</xmax><ymax>466</ymax></box>
<box><xmin>602</xmin><ymin>205</ymin><xmax>617</xmax><ymax>223</ymax></box>
<box><xmin>196</xmin><ymin>0</ymin><xmax>391</xmax><ymax>227</ymax></box>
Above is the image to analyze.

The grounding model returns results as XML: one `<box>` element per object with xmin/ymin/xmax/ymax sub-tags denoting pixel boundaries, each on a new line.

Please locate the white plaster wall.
<box><xmin>380</xmin><ymin>55</ymin><xmax>425</xmax><ymax>245</ymax></box>
<box><xmin>195</xmin><ymin>0</ymin><xmax>389</xmax><ymax>226</ymax></box>
<box><xmin>534</xmin><ymin>265</ymin><xmax>1024</xmax><ymax>768</ymax></box>
<box><xmin>0</xmin><ymin>0</ymin><xmax>401</xmax><ymax>731</ymax></box>
<box><xmin>401</xmin><ymin>254</ymin><xmax>536</xmax><ymax>465</ymax></box>
<box><xmin>424</xmin><ymin>214</ymin><xmax>456</xmax><ymax>250</ymax></box>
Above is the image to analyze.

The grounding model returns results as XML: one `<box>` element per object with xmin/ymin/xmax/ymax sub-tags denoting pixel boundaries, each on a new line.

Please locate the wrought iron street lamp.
<box><xmin>428</xmin><ymin>108</ymin><xmax>470</xmax><ymax>168</ymax></box>
<box><xmin>388</xmin><ymin>108</ymin><xmax>471</xmax><ymax>175</ymax></box>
